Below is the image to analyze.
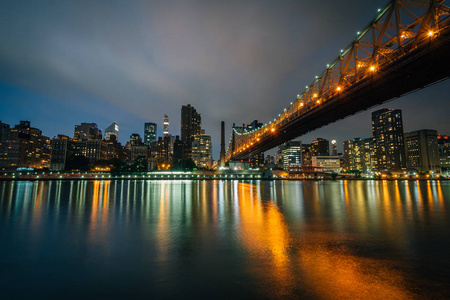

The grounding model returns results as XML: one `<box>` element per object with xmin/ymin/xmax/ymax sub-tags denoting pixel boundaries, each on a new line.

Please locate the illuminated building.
<box><xmin>312</xmin><ymin>156</ymin><xmax>340</xmax><ymax>173</ymax></box>
<box><xmin>281</xmin><ymin>141</ymin><xmax>302</xmax><ymax>169</ymax></box>
<box><xmin>74</xmin><ymin>123</ymin><xmax>102</xmax><ymax>140</ymax></box>
<box><xmin>181</xmin><ymin>104</ymin><xmax>201</xmax><ymax>159</ymax></box>
<box><xmin>172</xmin><ymin>136</ymin><xmax>183</xmax><ymax>165</ymax></box>
<box><xmin>301</xmin><ymin>144</ymin><xmax>312</xmax><ymax>167</ymax></box>
<box><xmin>343</xmin><ymin>138</ymin><xmax>374</xmax><ymax>173</ymax></box>
<box><xmin>144</xmin><ymin>122</ymin><xmax>157</xmax><ymax>147</ymax></box>
<box><xmin>331</xmin><ymin>140</ymin><xmax>338</xmax><ymax>156</ymax></box>
<box><xmin>192</xmin><ymin>130</ymin><xmax>212</xmax><ymax>169</ymax></box>
<box><xmin>372</xmin><ymin>108</ymin><xmax>406</xmax><ymax>170</ymax></box>
<box><xmin>104</xmin><ymin>122</ymin><xmax>119</xmax><ymax>141</ymax></box>
<box><xmin>438</xmin><ymin>135</ymin><xmax>450</xmax><ymax>172</ymax></box>
<box><xmin>163</xmin><ymin>114</ymin><xmax>169</xmax><ymax>137</ymax></box>
<box><xmin>50</xmin><ymin>135</ymin><xmax>73</xmax><ymax>170</ymax></box>
<box><xmin>312</xmin><ymin>138</ymin><xmax>330</xmax><ymax>156</ymax></box>
<box><xmin>404</xmin><ymin>129</ymin><xmax>440</xmax><ymax>173</ymax></box>
<box><xmin>0</xmin><ymin>121</ymin><xmax>51</xmax><ymax>170</ymax></box>
<box><xmin>130</xmin><ymin>133</ymin><xmax>143</xmax><ymax>146</ymax></box>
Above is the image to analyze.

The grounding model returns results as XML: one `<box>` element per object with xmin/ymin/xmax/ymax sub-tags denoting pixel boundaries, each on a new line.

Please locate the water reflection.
<box><xmin>0</xmin><ymin>180</ymin><xmax>449</xmax><ymax>298</ymax></box>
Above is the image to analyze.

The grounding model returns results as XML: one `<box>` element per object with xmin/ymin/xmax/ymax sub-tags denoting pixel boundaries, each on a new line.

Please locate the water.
<box><xmin>1</xmin><ymin>180</ymin><xmax>450</xmax><ymax>299</ymax></box>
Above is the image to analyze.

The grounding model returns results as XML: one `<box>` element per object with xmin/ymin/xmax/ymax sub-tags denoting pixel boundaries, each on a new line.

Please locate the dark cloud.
<box><xmin>0</xmin><ymin>0</ymin><xmax>449</xmax><ymax>157</ymax></box>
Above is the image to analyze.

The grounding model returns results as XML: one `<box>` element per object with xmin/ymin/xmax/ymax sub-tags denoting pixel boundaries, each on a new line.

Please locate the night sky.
<box><xmin>1</xmin><ymin>0</ymin><xmax>449</xmax><ymax>159</ymax></box>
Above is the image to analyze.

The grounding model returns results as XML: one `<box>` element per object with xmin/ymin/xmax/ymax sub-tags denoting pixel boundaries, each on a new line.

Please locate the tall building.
<box><xmin>181</xmin><ymin>104</ymin><xmax>201</xmax><ymax>159</ymax></box>
<box><xmin>50</xmin><ymin>135</ymin><xmax>74</xmax><ymax>171</ymax></box>
<box><xmin>144</xmin><ymin>122</ymin><xmax>157</xmax><ymax>147</ymax></box>
<box><xmin>438</xmin><ymin>134</ymin><xmax>450</xmax><ymax>172</ymax></box>
<box><xmin>163</xmin><ymin>114</ymin><xmax>169</xmax><ymax>137</ymax></box>
<box><xmin>104</xmin><ymin>122</ymin><xmax>119</xmax><ymax>141</ymax></box>
<box><xmin>312</xmin><ymin>138</ymin><xmax>329</xmax><ymax>156</ymax></box>
<box><xmin>343</xmin><ymin>137</ymin><xmax>374</xmax><ymax>173</ymax></box>
<box><xmin>404</xmin><ymin>129</ymin><xmax>440</xmax><ymax>173</ymax></box>
<box><xmin>130</xmin><ymin>133</ymin><xmax>143</xmax><ymax>146</ymax></box>
<box><xmin>301</xmin><ymin>144</ymin><xmax>312</xmax><ymax>167</ymax></box>
<box><xmin>74</xmin><ymin>123</ymin><xmax>102</xmax><ymax>140</ymax></box>
<box><xmin>0</xmin><ymin>121</ymin><xmax>51</xmax><ymax>170</ymax></box>
<box><xmin>372</xmin><ymin>108</ymin><xmax>406</xmax><ymax>170</ymax></box>
<box><xmin>192</xmin><ymin>130</ymin><xmax>212</xmax><ymax>169</ymax></box>
<box><xmin>331</xmin><ymin>140</ymin><xmax>338</xmax><ymax>156</ymax></box>
<box><xmin>281</xmin><ymin>141</ymin><xmax>302</xmax><ymax>169</ymax></box>
<box><xmin>172</xmin><ymin>136</ymin><xmax>183</xmax><ymax>165</ymax></box>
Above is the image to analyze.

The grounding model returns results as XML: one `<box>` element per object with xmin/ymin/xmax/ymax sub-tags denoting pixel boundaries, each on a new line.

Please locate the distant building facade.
<box><xmin>312</xmin><ymin>138</ymin><xmax>329</xmax><ymax>156</ymax></box>
<box><xmin>163</xmin><ymin>114</ymin><xmax>169</xmax><ymax>137</ymax></box>
<box><xmin>192</xmin><ymin>130</ymin><xmax>212</xmax><ymax>169</ymax></box>
<box><xmin>372</xmin><ymin>108</ymin><xmax>406</xmax><ymax>170</ymax></box>
<box><xmin>404</xmin><ymin>129</ymin><xmax>440</xmax><ymax>173</ymax></box>
<box><xmin>181</xmin><ymin>104</ymin><xmax>201</xmax><ymax>159</ymax></box>
<box><xmin>301</xmin><ymin>144</ymin><xmax>312</xmax><ymax>167</ymax></box>
<box><xmin>281</xmin><ymin>141</ymin><xmax>302</xmax><ymax>169</ymax></box>
<box><xmin>74</xmin><ymin>123</ymin><xmax>102</xmax><ymax>140</ymax></box>
<box><xmin>0</xmin><ymin>121</ymin><xmax>51</xmax><ymax>170</ymax></box>
<box><xmin>312</xmin><ymin>156</ymin><xmax>340</xmax><ymax>173</ymax></box>
<box><xmin>438</xmin><ymin>134</ymin><xmax>450</xmax><ymax>172</ymax></box>
<box><xmin>343</xmin><ymin>137</ymin><xmax>374</xmax><ymax>173</ymax></box>
<box><xmin>104</xmin><ymin>122</ymin><xmax>119</xmax><ymax>141</ymax></box>
<box><xmin>144</xmin><ymin>122</ymin><xmax>157</xmax><ymax>147</ymax></box>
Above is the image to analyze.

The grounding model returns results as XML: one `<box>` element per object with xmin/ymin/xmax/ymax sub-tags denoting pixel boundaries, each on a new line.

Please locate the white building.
<box><xmin>312</xmin><ymin>156</ymin><xmax>341</xmax><ymax>173</ymax></box>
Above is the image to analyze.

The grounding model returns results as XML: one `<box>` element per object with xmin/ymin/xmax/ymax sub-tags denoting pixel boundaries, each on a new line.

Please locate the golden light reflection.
<box><xmin>298</xmin><ymin>239</ymin><xmax>413</xmax><ymax>299</ymax></box>
<box><xmin>236</xmin><ymin>182</ymin><xmax>294</xmax><ymax>297</ymax></box>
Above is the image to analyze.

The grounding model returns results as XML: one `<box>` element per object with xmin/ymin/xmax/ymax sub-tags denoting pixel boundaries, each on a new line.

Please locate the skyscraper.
<box><xmin>74</xmin><ymin>123</ymin><xmax>102</xmax><ymax>140</ymax></box>
<box><xmin>130</xmin><ymin>133</ymin><xmax>143</xmax><ymax>146</ymax></box>
<box><xmin>343</xmin><ymin>137</ymin><xmax>374</xmax><ymax>173</ymax></box>
<box><xmin>163</xmin><ymin>114</ymin><xmax>169</xmax><ymax>137</ymax></box>
<box><xmin>372</xmin><ymin>108</ymin><xmax>406</xmax><ymax>170</ymax></box>
<box><xmin>144</xmin><ymin>122</ymin><xmax>157</xmax><ymax>147</ymax></box>
<box><xmin>181</xmin><ymin>104</ymin><xmax>201</xmax><ymax>159</ymax></box>
<box><xmin>331</xmin><ymin>140</ymin><xmax>338</xmax><ymax>156</ymax></box>
<box><xmin>312</xmin><ymin>138</ymin><xmax>329</xmax><ymax>156</ymax></box>
<box><xmin>281</xmin><ymin>141</ymin><xmax>302</xmax><ymax>169</ymax></box>
<box><xmin>192</xmin><ymin>130</ymin><xmax>212</xmax><ymax>168</ymax></box>
<box><xmin>104</xmin><ymin>122</ymin><xmax>119</xmax><ymax>141</ymax></box>
<box><xmin>404</xmin><ymin>129</ymin><xmax>440</xmax><ymax>173</ymax></box>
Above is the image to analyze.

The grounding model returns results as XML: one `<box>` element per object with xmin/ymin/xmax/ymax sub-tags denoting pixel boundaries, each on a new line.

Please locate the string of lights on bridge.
<box><xmin>226</xmin><ymin>0</ymin><xmax>448</xmax><ymax>160</ymax></box>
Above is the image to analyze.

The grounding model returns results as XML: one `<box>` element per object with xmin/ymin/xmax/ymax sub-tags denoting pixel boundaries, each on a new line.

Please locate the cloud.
<box><xmin>1</xmin><ymin>0</ymin><xmax>449</xmax><ymax>157</ymax></box>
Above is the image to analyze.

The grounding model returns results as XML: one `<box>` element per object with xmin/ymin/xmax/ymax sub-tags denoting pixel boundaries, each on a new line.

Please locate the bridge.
<box><xmin>225</xmin><ymin>0</ymin><xmax>450</xmax><ymax>162</ymax></box>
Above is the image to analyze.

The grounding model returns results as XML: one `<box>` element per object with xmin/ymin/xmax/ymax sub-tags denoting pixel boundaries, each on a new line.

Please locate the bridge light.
<box><xmin>305</xmin><ymin>86</ymin><xmax>308</xmax><ymax>89</ymax></box>
<box><xmin>340</xmin><ymin>49</ymin><xmax>343</xmax><ymax>52</ymax></box>
<box><xmin>327</xmin><ymin>64</ymin><xmax>330</xmax><ymax>68</ymax></box>
<box><xmin>317</xmin><ymin>100</ymin><xmax>320</xmax><ymax>104</ymax></box>
<box><xmin>370</xmin><ymin>66</ymin><xmax>375</xmax><ymax>71</ymax></box>
<box><xmin>271</xmin><ymin>128</ymin><xmax>275</xmax><ymax>132</ymax></box>
<box><xmin>300</xmin><ymin>103</ymin><xmax>304</xmax><ymax>107</ymax></box>
<box><xmin>357</xmin><ymin>31</ymin><xmax>360</xmax><ymax>35</ymax></box>
<box><xmin>297</xmin><ymin>94</ymin><xmax>300</xmax><ymax>98</ymax></box>
<box><xmin>313</xmin><ymin>93</ymin><xmax>318</xmax><ymax>98</ymax></box>
<box><xmin>377</xmin><ymin>8</ymin><xmax>381</xmax><ymax>12</ymax></box>
<box><xmin>428</xmin><ymin>31</ymin><xmax>434</xmax><ymax>36</ymax></box>
<box><xmin>337</xmin><ymin>86</ymin><xmax>342</xmax><ymax>91</ymax></box>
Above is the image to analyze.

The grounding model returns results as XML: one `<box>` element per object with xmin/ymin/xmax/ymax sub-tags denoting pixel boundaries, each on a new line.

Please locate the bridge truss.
<box><xmin>226</xmin><ymin>0</ymin><xmax>450</xmax><ymax>162</ymax></box>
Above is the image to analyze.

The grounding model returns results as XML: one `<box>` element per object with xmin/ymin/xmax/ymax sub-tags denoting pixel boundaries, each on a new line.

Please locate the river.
<box><xmin>0</xmin><ymin>180</ymin><xmax>449</xmax><ymax>299</ymax></box>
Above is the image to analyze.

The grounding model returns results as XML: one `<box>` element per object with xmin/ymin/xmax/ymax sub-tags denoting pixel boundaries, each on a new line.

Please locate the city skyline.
<box><xmin>1</xmin><ymin>0</ymin><xmax>450</xmax><ymax>159</ymax></box>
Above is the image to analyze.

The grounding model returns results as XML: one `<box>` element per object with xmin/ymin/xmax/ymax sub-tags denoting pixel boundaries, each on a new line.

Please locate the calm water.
<box><xmin>1</xmin><ymin>180</ymin><xmax>450</xmax><ymax>299</ymax></box>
